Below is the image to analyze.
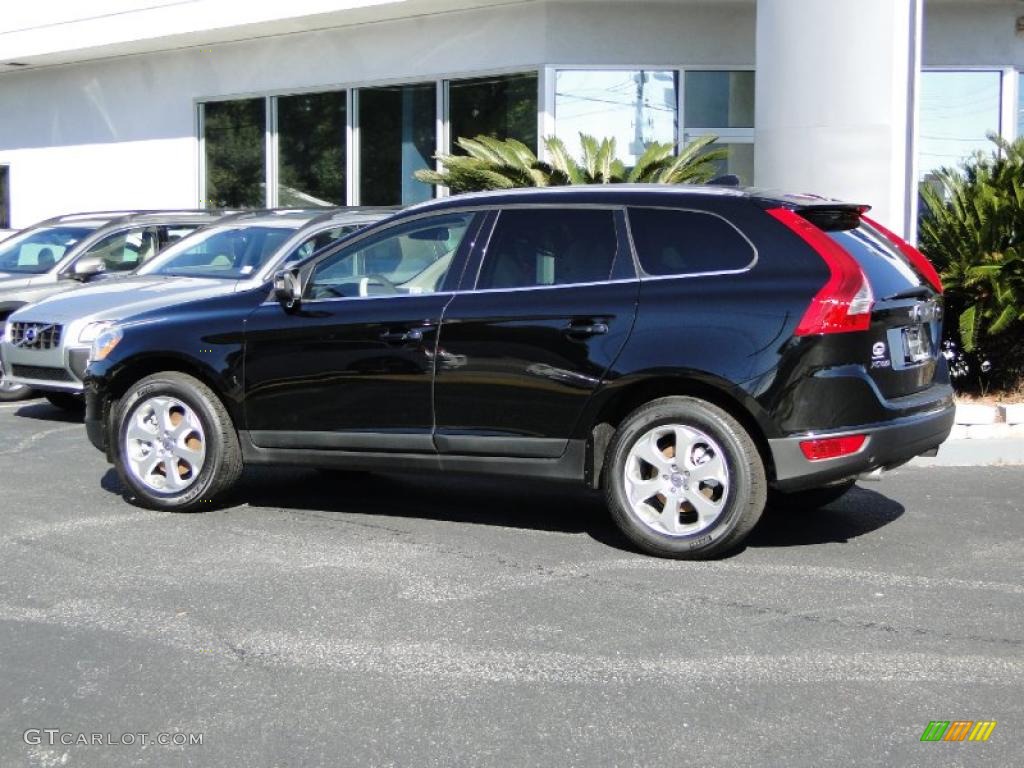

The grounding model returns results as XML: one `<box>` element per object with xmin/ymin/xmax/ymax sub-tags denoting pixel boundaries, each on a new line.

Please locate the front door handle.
<box><xmin>565</xmin><ymin>321</ymin><xmax>609</xmax><ymax>338</ymax></box>
<box><xmin>380</xmin><ymin>328</ymin><xmax>425</xmax><ymax>343</ymax></box>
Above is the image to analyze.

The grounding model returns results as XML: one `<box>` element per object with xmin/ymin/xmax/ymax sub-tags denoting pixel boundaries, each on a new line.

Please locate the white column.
<box><xmin>755</xmin><ymin>0</ymin><xmax>922</xmax><ymax>238</ymax></box>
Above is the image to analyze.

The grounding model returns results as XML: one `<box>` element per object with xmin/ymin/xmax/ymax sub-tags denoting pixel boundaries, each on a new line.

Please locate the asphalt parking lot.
<box><xmin>0</xmin><ymin>399</ymin><xmax>1021</xmax><ymax>767</ymax></box>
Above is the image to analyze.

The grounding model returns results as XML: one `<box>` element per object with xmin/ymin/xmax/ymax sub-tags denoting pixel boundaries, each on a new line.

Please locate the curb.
<box><xmin>909</xmin><ymin>438</ymin><xmax>1024</xmax><ymax>468</ymax></box>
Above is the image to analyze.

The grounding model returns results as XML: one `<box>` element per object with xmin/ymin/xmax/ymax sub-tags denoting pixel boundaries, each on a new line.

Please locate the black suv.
<box><xmin>84</xmin><ymin>186</ymin><xmax>954</xmax><ymax>558</ymax></box>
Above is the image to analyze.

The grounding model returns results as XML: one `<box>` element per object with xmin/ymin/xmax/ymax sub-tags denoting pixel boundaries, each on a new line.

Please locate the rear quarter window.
<box><xmin>627</xmin><ymin>207</ymin><xmax>755</xmax><ymax>276</ymax></box>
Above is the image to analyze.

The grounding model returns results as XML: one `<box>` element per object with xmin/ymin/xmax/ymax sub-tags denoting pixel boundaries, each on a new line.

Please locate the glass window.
<box><xmin>477</xmin><ymin>209</ymin><xmax>617</xmax><ymax>289</ymax></box>
<box><xmin>81</xmin><ymin>227</ymin><xmax>158</xmax><ymax>272</ymax></box>
<box><xmin>448</xmin><ymin>73</ymin><xmax>538</xmax><ymax>151</ymax></box>
<box><xmin>684</xmin><ymin>71</ymin><xmax>754</xmax><ymax>130</ymax></box>
<box><xmin>0</xmin><ymin>225</ymin><xmax>93</xmax><ymax>274</ymax></box>
<box><xmin>358</xmin><ymin>84</ymin><xmax>436</xmax><ymax>206</ymax></box>
<box><xmin>919</xmin><ymin>71</ymin><xmax>1002</xmax><ymax>180</ymax></box>
<box><xmin>308</xmin><ymin>213</ymin><xmax>474</xmax><ymax>299</ymax></box>
<box><xmin>203</xmin><ymin>99</ymin><xmax>266</xmax><ymax>208</ymax></box>
<box><xmin>627</xmin><ymin>208</ymin><xmax>754</xmax><ymax>276</ymax></box>
<box><xmin>277</xmin><ymin>91</ymin><xmax>347</xmax><ymax>207</ymax></box>
<box><xmin>0</xmin><ymin>166</ymin><xmax>9</xmax><ymax>230</ymax></box>
<box><xmin>147</xmin><ymin>226</ymin><xmax>295</xmax><ymax>279</ymax></box>
<box><xmin>1018</xmin><ymin>72</ymin><xmax>1024</xmax><ymax>139</ymax></box>
<box><xmin>555</xmin><ymin>70</ymin><xmax>677</xmax><ymax>165</ymax></box>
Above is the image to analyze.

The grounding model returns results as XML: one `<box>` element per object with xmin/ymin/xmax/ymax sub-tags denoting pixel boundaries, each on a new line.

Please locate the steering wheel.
<box><xmin>358</xmin><ymin>274</ymin><xmax>397</xmax><ymax>297</ymax></box>
<box><xmin>310</xmin><ymin>283</ymin><xmax>346</xmax><ymax>299</ymax></box>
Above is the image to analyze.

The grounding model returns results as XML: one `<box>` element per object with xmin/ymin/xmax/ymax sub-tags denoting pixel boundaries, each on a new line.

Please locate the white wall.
<box><xmin>923</xmin><ymin>0</ymin><xmax>1024</xmax><ymax>67</ymax></box>
<box><xmin>755</xmin><ymin>0</ymin><xmax>921</xmax><ymax>237</ymax></box>
<box><xmin>0</xmin><ymin>0</ymin><xmax>758</xmax><ymax>226</ymax></box>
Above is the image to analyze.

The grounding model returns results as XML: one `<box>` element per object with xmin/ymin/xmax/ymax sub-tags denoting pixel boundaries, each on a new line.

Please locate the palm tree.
<box><xmin>414</xmin><ymin>133</ymin><xmax>728</xmax><ymax>194</ymax></box>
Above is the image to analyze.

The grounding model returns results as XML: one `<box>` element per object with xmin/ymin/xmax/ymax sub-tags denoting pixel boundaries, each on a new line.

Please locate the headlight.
<box><xmin>90</xmin><ymin>326</ymin><xmax>123</xmax><ymax>362</ymax></box>
<box><xmin>78</xmin><ymin>320</ymin><xmax>115</xmax><ymax>343</ymax></box>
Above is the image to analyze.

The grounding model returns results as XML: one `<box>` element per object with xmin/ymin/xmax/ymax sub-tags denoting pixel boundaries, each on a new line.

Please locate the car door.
<box><xmin>432</xmin><ymin>206</ymin><xmax>639</xmax><ymax>458</ymax></box>
<box><xmin>242</xmin><ymin>211</ymin><xmax>482</xmax><ymax>452</ymax></box>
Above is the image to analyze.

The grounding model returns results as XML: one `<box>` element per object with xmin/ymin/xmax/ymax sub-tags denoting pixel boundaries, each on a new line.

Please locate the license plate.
<box><xmin>902</xmin><ymin>325</ymin><xmax>931</xmax><ymax>363</ymax></box>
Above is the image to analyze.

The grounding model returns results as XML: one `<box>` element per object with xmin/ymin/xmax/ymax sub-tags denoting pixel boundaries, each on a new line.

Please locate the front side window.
<box><xmin>627</xmin><ymin>208</ymin><xmax>754</xmax><ymax>276</ymax></box>
<box><xmin>307</xmin><ymin>213</ymin><xmax>475</xmax><ymax>299</ymax></box>
<box><xmin>147</xmin><ymin>226</ymin><xmax>296</xmax><ymax>279</ymax></box>
<box><xmin>282</xmin><ymin>225</ymin><xmax>363</xmax><ymax>267</ymax></box>
<box><xmin>81</xmin><ymin>227</ymin><xmax>160</xmax><ymax>273</ymax></box>
<box><xmin>203</xmin><ymin>99</ymin><xmax>266</xmax><ymax>208</ymax></box>
<box><xmin>0</xmin><ymin>225</ymin><xmax>94</xmax><ymax>274</ymax></box>
<box><xmin>476</xmin><ymin>209</ymin><xmax>618</xmax><ymax>290</ymax></box>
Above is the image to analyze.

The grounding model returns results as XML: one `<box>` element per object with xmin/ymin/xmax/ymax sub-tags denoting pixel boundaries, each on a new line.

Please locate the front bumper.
<box><xmin>768</xmin><ymin>402</ymin><xmax>956</xmax><ymax>492</ymax></box>
<box><xmin>1</xmin><ymin>338</ymin><xmax>89</xmax><ymax>394</ymax></box>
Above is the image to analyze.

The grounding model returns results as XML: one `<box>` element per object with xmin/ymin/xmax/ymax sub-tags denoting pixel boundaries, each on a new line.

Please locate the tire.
<box><xmin>44</xmin><ymin>392</ymin><xmax>85</xmax><ymax>412</ymax></box>
<box><xmin>113</xmin><ymin>372</ymin><xmax>243</xmax><ymax>511</ymax></box>
<box><xmin>604</xmin><ymin>396</ymin><xmax>767</xmax><ymax>559</ymax></box>
<box><xmin>769</xmin><ymin>479</ymin><xmax>856</xmax><ymax>511</ymax></box>
<box><xmin>0</xmin><ymin>372</ymin><xmax>35</xmax><ymax>402</ymax></box>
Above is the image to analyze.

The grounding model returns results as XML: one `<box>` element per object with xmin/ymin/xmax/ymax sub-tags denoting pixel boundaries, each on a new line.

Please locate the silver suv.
<box><xmin>1</xmin><ymin>207</ymin><xmax>393</xmax><ymax>410</ymax></box>
<box><xmin>0</xmin><ymin>210</ymin><xmax>224</xmax><ymax>402</ymax></box>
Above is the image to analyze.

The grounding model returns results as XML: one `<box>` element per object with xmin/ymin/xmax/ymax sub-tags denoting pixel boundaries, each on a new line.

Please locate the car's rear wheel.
<box><xmin>604</xmin><ymin>396</ymin><xmax>766</xmax><ymax>559</ymax></box>
<box><xmin>114</xmin><ymin>372</ymin><xmax>242</xmax><ymax>511</ymax></box>
<box><xmin>44</xmin><ymin>392</ymin><xmax>84</xmax><ymax>412</ymax></box>
<box><xmin>769</xmin><ymin>479</ymin><xmax>856</xmax><ymax>511</ymax></box>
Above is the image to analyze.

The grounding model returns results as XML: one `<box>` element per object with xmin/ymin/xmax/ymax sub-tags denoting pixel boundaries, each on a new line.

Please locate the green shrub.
<box><xmin>919</xmin><ymin>135</ymin><xmax>1024</xmax><ymax>395</ymax></box>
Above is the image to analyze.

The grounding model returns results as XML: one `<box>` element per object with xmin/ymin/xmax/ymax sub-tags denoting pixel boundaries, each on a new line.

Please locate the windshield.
<box><xmin>0</xmin><ymin>225</ymin><xmax>95</xmax><ymax>274</ymax></box>
<box><xmin>145</xmin><ymin>225</ymin><xmax>297</xmax><ymax>279</ymax></box>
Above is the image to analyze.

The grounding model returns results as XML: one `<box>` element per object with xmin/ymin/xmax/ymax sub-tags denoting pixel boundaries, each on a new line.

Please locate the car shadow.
<box><xmin>14</xmin><ymin>401</ymin><xmax>84</xmax><ymax>424</ymax></box>
<box><xmin>744</xmin><ymin>485</ymin><xmax>905</xmax><ymax>549</ymax></box>
<box><xmin>99</xmin><ymin>467</ymin><xmax>905</xmax><ymax>556</ymax></box>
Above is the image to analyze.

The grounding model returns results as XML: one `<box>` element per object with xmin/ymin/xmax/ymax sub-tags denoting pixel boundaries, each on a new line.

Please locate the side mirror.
<box><xmin>273</xmin><ymin>269</ymin><xmax>302</xmax><ymax>311</ymax></box>
<box><xmin>72</xmin><ymin>255</ymin><xmax>105</xmax><ymax>280</ymax></box>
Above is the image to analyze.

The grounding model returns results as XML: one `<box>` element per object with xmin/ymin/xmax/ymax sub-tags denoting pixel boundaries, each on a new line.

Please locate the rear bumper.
<box><xmin>768</xmin><ymin>402</ymin><xmax>956</xmax><ymax>492</ymax></box>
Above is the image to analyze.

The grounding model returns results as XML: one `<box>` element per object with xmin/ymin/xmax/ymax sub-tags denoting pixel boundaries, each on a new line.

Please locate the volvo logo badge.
<box><xmin>23</xmin><ymin>327</ymin><xmax>38</xmax><ymax>344</ymax></box>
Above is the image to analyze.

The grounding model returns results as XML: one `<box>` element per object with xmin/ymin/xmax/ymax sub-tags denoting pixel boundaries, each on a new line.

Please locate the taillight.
<box><xmin>799</xmin><ymin>434</ymin><xmax>867</xmax><ymax>461</ymax></box>
<box><xmin>767</xmin><ymin>207</ymin><xmax>874</xmax><ymax>335</ymax></box>
<box><xmin>863</xmin><ymin>215</ymin><xmax>943</xmax><ymax>294</ymax></box>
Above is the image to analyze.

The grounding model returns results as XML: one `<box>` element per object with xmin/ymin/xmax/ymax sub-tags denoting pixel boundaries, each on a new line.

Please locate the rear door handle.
<box><xmin>380</xmin><ymin>327</ymin><xmax>426</xmax><ymax>343</ymax></box>
<box><xmin>565</xmin><ymin>321</ymin><xmax>609</xmax><ymax>338</ymax></box>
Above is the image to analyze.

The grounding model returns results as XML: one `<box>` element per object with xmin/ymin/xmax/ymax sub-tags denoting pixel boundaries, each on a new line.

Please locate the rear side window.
<box><xmin>476</xmin><ymin>209</ymin><xmax>617</xmax><ymax>289</ymax></box>
<box><xmin>627</xmin><ymin>207</ymin><xmax>754</xmax><ymax>276</ymax></box>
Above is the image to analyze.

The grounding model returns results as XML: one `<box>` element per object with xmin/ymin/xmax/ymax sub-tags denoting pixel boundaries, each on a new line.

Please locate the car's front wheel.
<box><xmin>604</xmin><ymin>396</ymin><xmax>767</xmax><ymax>559</ymax></box>
<box><xmin>0</xmin><ymin>370</ymin><xmax>35</xmax><ymax>402</ymax></box>
<box><xmin>114</xmin><ymin>372</ymin><xmax>242</xmax><ymax>511</ymax></box>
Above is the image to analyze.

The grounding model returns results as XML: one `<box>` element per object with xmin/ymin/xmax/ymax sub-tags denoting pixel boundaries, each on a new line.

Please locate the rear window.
<box><xmin>627</xmin><ymin>207</ymin><xmax>754</xmax><ymax>276</ymax></box>
<box><xmin>803</xmin><ymin>211</ymin><xmax>925</xmax><ymax>298</ymax></box>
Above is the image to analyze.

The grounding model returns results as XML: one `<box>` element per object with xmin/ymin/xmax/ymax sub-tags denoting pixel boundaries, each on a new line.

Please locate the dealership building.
<box><xmin>0</xmin><ymin>0</ymin><xmax>1021</xmax><ymax>240</ymax></box>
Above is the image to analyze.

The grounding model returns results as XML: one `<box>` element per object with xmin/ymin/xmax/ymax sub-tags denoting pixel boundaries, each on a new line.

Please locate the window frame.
<box><xmin>544</xmin><ymin>64</ymin><xmax>756</xmax><ymax>176</ymax></box>
<box><xmin>196</xmin><ymin>68</ymin><xmax>543</xmax><ymax>209</ymax></box>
